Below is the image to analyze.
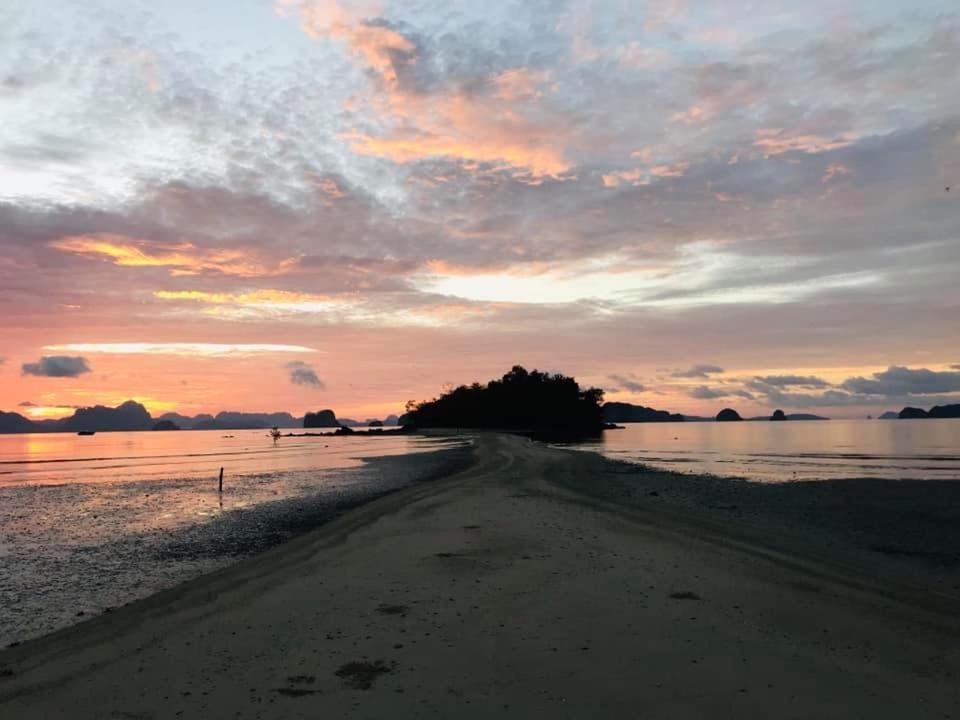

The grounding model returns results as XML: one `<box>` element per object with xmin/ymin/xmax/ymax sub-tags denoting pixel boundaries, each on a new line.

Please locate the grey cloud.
<box><xmin>17</xmin><ymin>401</ymin><xmax>35</xmax><ymax>407</ymax></box>
<box><xmin>608</xmin><ymin>374</ymin><xmax>645</xmax><ymax>393</ymax></box>
<box><xmin>287</xmin><ymin>361</ymin><xmax>324</xmax><ymax>389</ymax></box>
<box><xmin>689</xmin><ymin>385</ymin><xmax>727</xmax><ymax>399</ymax></box>
<box><xmin>752</xmin><ymin>375</ymin><xmax>830</xmax><ymax>388</ymax></box>
<box><xmin>840</xmin><ymin>366</ymin><xmax>960</xmax><ymax>396</ymax></box>
<box><xmin>688</xmin><ymin>385</ymin><xmax>753</xmax><ymax>400</ymax></box>
<box><xmin>673</xmin><ymin>364</ymin><xmax>724</xmax><ymax>379</ymax></box>
<box><xmin>0</xmin><ymin>0</ymin><xmax>958</xmax><ymax>384</ymax></box>
<box><xmin>21</xmin><ymin>356</ymin><xmax>91</xmax><ymax>378</ymax></box>
<box><xmin>727</xmin><ymin>366</ymin><xmax>960</xmax><ymax>408</ymax></box>
<box><xmin>740</xmin><ymin>388</ymin><xmax>960</xmax><ymax>409</ymax></box>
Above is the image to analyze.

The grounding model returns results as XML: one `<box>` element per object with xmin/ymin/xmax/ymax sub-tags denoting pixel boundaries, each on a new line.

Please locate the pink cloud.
<box><xmin>671</xmin><ymin>105</ymin><xmax>711</xmax><ymax>125</ymax></box>
<box><xmin>285</xmin><ymin>2</ymin><xmax>572</xmax><ymax>178</ymax></box>
<box><xmin>650</xmin><ymin>162</ymin><xmax>689</xmax><ymax>178</ymax></box>
<box><xmin>754</xmin><ymin>129</ymin><xmax>858</xmax><ymax>156</ymax></box>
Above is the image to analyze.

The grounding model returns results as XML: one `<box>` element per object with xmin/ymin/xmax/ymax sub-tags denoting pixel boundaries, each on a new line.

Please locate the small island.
<box><xmin>403</xmin><ymin>365</ymin><xmax>606</xmax><ymax>437</ymax></box>
<box><xmin>716</xmin><ymin>408</ymin><xmax>743</xmax><ymax>422</ymax></box>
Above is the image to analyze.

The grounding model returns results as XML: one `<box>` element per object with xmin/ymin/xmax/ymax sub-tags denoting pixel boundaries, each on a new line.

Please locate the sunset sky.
<box><xmin>1</xmin><ymin>0</ymin><xmax>959</xmax><ymax>421</ymax></box>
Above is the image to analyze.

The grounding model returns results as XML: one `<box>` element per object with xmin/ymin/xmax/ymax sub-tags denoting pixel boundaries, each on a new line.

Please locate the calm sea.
<box><xmin>0</xmin><ymin>427</ymin><xmax>453</xmax><ymax>486</ymax></box>
<box><xmin>570</xmin><ymin>419</ymin><xmax>960</xmax><ymax>482</ymax></box>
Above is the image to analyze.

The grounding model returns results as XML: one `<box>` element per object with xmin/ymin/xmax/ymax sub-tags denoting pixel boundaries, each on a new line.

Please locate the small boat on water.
<box><xmin>77</xmin><ymin>430</ymin><xmax>96</xmax><ymax>436</ymax></box>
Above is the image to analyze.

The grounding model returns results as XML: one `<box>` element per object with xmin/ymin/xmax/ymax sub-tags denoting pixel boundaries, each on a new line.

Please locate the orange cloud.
<box><xmin>316</xmin><ymin>176</ymin><xmax>345</xmax><ymax>198</ymax></box>
<box><xmin>155</xmin><ymin>289</ymin><xmax>342</xmax><ymax>307</ymax></box>
<box><xmin>821</xmin><ymin>163</ymin><xmax>852</xmax><ymax>183</ymax></box>
<box><xmin>283</xmin><ymin>1</ymin><xmax>571</xmax><ymax>178</ymax></box>
<box><xmin>603</xmin><ymin>161</ymin><xmax>689</xmax><ymax>188</ymax></box>
<box><xmin>51</xmin><ymin>234</ymin><xmax>298</xmax><ymax>278</ymax></box>
<box><xmin>490</xmin><ymin>69</ymin><xmax>548</xmax><ymax>101</ymax></box>
<box><xmin>343</xmin><ymin>91</ymin><xmax>571</xmax><ymax>178</ymax></box>
<box><xmin>671</xmin><ymin>105</ymin><xmax>711</xmax><ymax>125</ymax></box>
<box><xmin>650</xmin><ymin>162</ymin><xmax>689</xmax><ymax>177</ymax></box>
<box><xmin>279</xmin><ymin>0</ymin><xmax>415</xmax><ymax>89</ymax></box>
<box><xmin>754</xmin><ymin>129</ymin><xmax>858</xmax><ymax>156</ymax></box>
<box><xmin>602</xmin><ymin>169</ymin><xmax>648</xmax><ymax>188</ymax></box>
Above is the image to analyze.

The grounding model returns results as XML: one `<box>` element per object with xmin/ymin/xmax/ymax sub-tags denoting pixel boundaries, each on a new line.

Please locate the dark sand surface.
<box><xmin>1</xmin><ymin>433</ymin><xmax>958</xmax><ymax>718</ymax></box>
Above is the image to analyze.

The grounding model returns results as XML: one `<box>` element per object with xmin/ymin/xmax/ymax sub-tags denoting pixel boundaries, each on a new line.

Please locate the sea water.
<box><xmin>570</xmin><ymin>419</ymin><xmax>960</xmax><ymax>482</ymax></box>
<box><xmin>0</xmin><ymin>429</ymin><xmax>468</xmax><ymax>645</ymax></box>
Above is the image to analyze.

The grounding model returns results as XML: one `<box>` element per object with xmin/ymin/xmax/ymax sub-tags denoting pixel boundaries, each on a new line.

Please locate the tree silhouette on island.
<box><xmin>403</xmin><ymin>365</ymin><xmax>606</xmax><ymax>436</ymax></box>
<box><xmin>716</xmin><ymin>408</ymin><xmax>743</xmax><ymax>422</ymax></box>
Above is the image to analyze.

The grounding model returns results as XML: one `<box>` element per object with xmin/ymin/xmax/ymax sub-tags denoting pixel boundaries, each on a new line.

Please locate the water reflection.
<box><xmin>569</xmin><ymin>419</ymin><xmax>960</xmax><ymax>482</ymax></box>
<box><xmin>0</xmin><ymin>428</ymin><xmax>456</xmax><ymax>486</ymax></box>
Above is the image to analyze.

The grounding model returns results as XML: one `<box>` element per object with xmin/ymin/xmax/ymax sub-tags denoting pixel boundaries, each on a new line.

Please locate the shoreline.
<box><xmin>0</xmin><ymin>443</ymin><xmax>474</xmax><ymax>647</ymax></box>
<box><xmin>2</xmin><ymin>433</ymin><xmax>958</xmax><ymax>717</ymax></box>
<box><xmin>550</xmin><ymin>444</ymin><xmax>960</xmax><ymax>603</ymax></box>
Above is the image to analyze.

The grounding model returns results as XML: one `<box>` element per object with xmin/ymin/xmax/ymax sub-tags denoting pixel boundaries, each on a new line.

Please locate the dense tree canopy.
<box><xmin>404</xmin><ymin>366</ymin><xmax>604</xmax><ymax>432</ymax></box>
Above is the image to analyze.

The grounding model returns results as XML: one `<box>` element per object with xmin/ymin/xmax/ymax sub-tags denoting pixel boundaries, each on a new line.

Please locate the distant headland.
<box><xmin>0</xmin><ymin>402</ymin><xmax>401</xmax><ymax>434</ymax></box>
<box><xmin>6</xmin><ymin>378</ymin><xmax>957</xmax><ymax>436</ymax></box>
<box><xmin>882</xmin><ymin>404</ymin><xmax>960</xmax><ymax>419</ymax></box>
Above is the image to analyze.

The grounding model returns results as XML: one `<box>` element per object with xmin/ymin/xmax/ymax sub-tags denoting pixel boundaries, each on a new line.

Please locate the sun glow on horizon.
<box><xmin>44</xmin><ymin>343</ymin><xmax>320</xmax><ymax>356</ymax></box>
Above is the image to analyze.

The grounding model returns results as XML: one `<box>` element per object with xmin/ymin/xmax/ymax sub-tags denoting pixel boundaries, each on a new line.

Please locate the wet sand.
<box><xmin>1</xmin><ymin>433</ymin><xmax>958</xmax><ymax>718</ymax></box>
<box><xmin>0</xmin><ymin>445</ymin><xmax>472</xmax><ymax>646</ymax></box>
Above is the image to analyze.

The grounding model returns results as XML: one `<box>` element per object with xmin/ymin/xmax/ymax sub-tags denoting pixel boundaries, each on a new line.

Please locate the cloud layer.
<box><xmin>21</xmin><ymin>356</ymin><xmax>91</xmax><ymax>378</ymax></box>
<box><xmin>1</xmin><ymin>0</ymin><xmax>958</xmax><ymax>417</ymax></box>
<box><xmin>287</xmin><ymin>360</ymin><xmax>325</xmax><ymax>389</ymax></box>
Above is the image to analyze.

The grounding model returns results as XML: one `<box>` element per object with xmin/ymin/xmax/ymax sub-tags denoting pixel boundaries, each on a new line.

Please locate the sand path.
<box><xmin>1</xmin><ymin>433</ymin><xmax>958</xmax><ymax>718</ymax></box>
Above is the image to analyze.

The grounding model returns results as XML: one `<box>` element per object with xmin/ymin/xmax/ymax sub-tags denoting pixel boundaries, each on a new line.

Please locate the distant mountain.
<box><xmin>156</xmin><ymin>412</ymin><xmax>213</xmax><ymax>429</ymax></box>
<box><xmin>771</xmin><ymin>409</ymin><xmax>787</xmax><ymax>421</ymax></box>
<box><xmin>681</xmin><ymin>415</ymin><xmax>713</xmax><ymax>422</ymax></box>
<box><xmin>0</xmin><ymin>411</ymin><xmax>35</xmax><ymax>433</ymax></box>
<box><xmin>602</xmin><ymin>402</ymin><xmax>684</xmax><ymax>423</ymax></box>
<box><xmin>384</xmin><ymin>414</ymin><xmax>399</xmax><ymax>426</ymax></box>
<box><xmin>877</xmin><ymin>405</ymin><xmax>960</xmax><ymax>420</ymax></box>
<box><xmin>899</xmin><ymin>407</ymin><xmax>929</xmax><ymax>419</ymax></box>
<box><xmin>193</xmin><ymin>411</ymin><xmax>300</xmax><ymax>430</ymax></box>
<box><xmin>929</xmin><ymin>404</ymin><xmax>960</xmax><ymax>419</ymax></box>
<box><xmin>2</xmin><ymin>403</ymin><xmax>333</xmax><ymax>434</ymax></box>
<box><xmin>60</xmin><ymin>401</ymin><xmax>153</xmax><ymax>433</ymax></box>
<box><xmin>304</xmin><ymin>409</ymin><xmax>340</xmax><ymax>428</ymax></box>
<box><xmin>152</xmin><ymin>420</ymin><xmax>180</xmax><ymax>431</ymax></box>
<box><xmin>2</xmin><ymin>401</ymin><xmax>155</xmax><ymax>433</ymax></box>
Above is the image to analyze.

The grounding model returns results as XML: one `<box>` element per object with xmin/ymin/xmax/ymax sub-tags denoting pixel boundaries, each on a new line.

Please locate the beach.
<box><xmin>1</xmin><ymin>433</ymin><xmax>958</xmax><ymax>718</ymax></box>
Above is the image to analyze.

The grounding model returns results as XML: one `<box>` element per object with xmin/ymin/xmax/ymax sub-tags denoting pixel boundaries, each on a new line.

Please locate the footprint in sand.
<box><xmin>335</xmin><ymin>660</ymin><xmax>393</xmax><ymax>690</ymax></box>
<box><xmin>376</xmin><ymin>603</ymin><xmax>408</xmax><ymax>616</ymax></box>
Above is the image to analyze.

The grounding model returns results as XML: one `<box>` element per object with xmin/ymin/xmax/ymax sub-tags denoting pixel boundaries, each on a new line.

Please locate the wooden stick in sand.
<box><xmin>218</xmin><ymin>467</ymin><xmax>224</xmax><ymax>493</ymax></box>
